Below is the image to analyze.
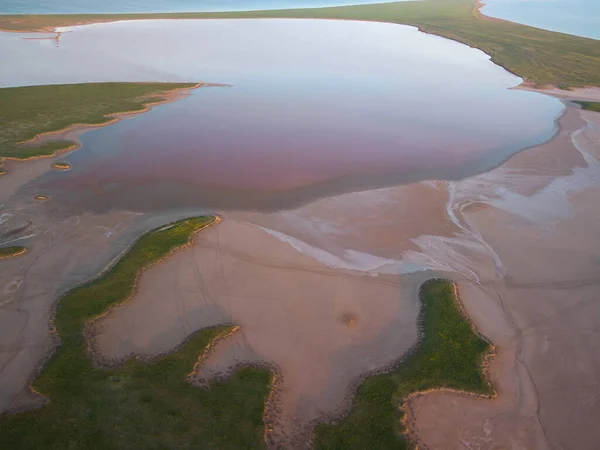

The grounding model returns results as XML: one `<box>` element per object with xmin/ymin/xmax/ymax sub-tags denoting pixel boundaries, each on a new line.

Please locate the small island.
<box><xmin>51</xmin><ymin>162</ymin><xmax>72</xmax><ymax>170</ymax></box>
<box><xmin>0</xmin><ymin>246</ymin><xmax>27</xmax><ymax>259</ymax></box>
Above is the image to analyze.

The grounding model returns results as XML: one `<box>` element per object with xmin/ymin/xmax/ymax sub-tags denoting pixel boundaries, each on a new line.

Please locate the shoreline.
<box><xmin>0</xmin><ymin>0</ymin><xmax>581</xmax><ymax>33</ymax></box>
<box><xmin>1</xmin><ymin>82</ymin><xmax>205</xmax><ymax>166</ymax></box>
<box><xmin>516</xmin><ymin>84</ymin><xmax>600</xmax><ymax>102</ymax></box>
<box><xmin>2</xmin><ymin>19</ymin><xmax>598</xmax><ymax>100</ymax></box>
<box><xmin>84</xmin><ymin>216</ymin><xmax>221</xmax><ymax>370</ymax></box>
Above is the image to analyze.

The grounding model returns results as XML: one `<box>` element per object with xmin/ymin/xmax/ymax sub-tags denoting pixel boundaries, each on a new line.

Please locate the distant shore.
<box><xmin>0</xmin><ymin>0</ymin><xmax>599</xmax><ymax>88</ymax></box>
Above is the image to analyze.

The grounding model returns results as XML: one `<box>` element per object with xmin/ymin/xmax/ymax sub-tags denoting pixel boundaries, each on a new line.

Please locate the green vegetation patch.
<box><xmin>313</xmin><ymin>279</ymin><xmax>493</xmax><ymax>449</ymax></box>
<box><xmin>51</xmin><ymin>161</ymin><xmax>72</xmax><ymax>170</ymax></box>
<box><xmin>0</xmin><ymin>216</ymin><xmax>272</xmax><ymax>450</ymax></box>
<box><xmin>574</xmin><ymin>101</ymin><xmax>600</xmax><ymax>112</ymax></box>
<box><xmin>1</xmin><ymin>1</ymin><xmax>599</xmax><ymax>87</ymax></box>
<box><xmin>0</xmin><ymin>246</ymin><xmax>27</xmax><ymax>258</ymax></box>
<box><xmin>0</xmin><ymin>82</ymin><xmax>197</xmax><ymax>161</ymax></box>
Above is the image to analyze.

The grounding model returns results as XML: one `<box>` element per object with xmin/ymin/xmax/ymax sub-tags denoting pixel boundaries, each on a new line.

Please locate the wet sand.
<box><xmin>1</xmin><ymin>19</ymin><xmax>563</xmax><ymax>216</ymax></box>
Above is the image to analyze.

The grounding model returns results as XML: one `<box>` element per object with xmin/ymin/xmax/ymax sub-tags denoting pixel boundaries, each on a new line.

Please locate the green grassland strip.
<box><xmin>0</xmin><ymin>246</ymin><xmax>27</xmax><ymax>258</ymax></box>
<box><xmin>574</xmin><ymin>101</ymin><xmax>600</xmax><ymax>112</ymax></box>
<box><xmin>0</xmin><ymin>82</ymin><xmax>198</xmax><ymax>162</ymax></box>
<box><xmin>313</xmin><ymin>279</ymin><xmax>494</xmax><ymax>449</ymax></box>
<box><xmin>0</xmin><ymin>216</ymin><xmax>272</xmax><ymax>450</ymax></box>
<box><xmin>1</xmin><ymin>0</ymin><xmax>599</xmax><ymax>87</ymax></box>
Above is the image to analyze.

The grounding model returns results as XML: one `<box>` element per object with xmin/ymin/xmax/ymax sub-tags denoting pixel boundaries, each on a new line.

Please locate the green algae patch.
<box><xmin>0</xmin><ymin>246</ymin><xmax>27</xmax><ymax>259</ymax></box>
<box><xmin>0</xmin><ymin>216</ymin><xmax>272</xmax><ymax>450</ymax></box>
<box><xmin>314</xmin><ymin>279</ymin><xmax>493</xmax><ymax>449</ymax></box>
<box><xmin>1</xmin><ymin>1</ymin><xmax>599</xmax><ymax>87</ymax></box>
<box><xmin>0</xmin><ymin>82</ymin><xmax>198</xmax><ymax>162</ymax></box>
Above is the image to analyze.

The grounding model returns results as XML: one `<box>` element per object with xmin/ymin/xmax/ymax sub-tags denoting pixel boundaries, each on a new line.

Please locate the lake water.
<box><xmin>0</xmin><ymin>0</ymin><xmax>406</xmax><ymax>14</ymax></box>
<box><xmin>0</xmin><ymin>19</ymin><xmax>563</xmax><ymax>212</ymax></box>
<box><xmin>481</xmin><ymin>0</ymin><xmax>600</xmax><ymax>40</ymax></box>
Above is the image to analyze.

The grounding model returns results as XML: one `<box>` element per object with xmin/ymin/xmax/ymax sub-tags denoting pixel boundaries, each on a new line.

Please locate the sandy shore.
<box><xmin>0</xmin><ymin>199</ymin><xmax>218</xmax><ymax>414</ymax></box>
<box><xmin>518</xmin><ymin>84</ymin><xmax>600</xmax><ymax>102</ymax></box>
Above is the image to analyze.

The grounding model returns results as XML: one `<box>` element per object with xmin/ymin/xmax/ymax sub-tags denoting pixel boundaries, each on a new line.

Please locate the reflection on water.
<box><xmin>1</xmin><ymin>19</ymin><xmax>563</xmax><ymax>212</ymax></box>
<box><xmin>482</xmin><ymin>0</ymin><xmax>600</xmax><ymax>40</ymax></box>
<box><xmin>0</xmin><ymin>0</ymin><xmax>406</xmax><ymax>14</ymax></box>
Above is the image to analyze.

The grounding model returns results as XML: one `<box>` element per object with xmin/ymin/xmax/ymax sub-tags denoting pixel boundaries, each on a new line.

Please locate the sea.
<box><xmin>0</xmin><ymin>0</ymin><xmax>405</xmax><ymax>14</ymax></box>
<box><xmin>481</xmin><ymin>0</ymin><xmax>600</xmax><ymax>40</ymax></box>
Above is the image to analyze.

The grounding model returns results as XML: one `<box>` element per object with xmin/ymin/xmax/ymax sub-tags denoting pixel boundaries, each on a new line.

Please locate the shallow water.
<box><xmin>482</xmin><ymin>0</ymin><xmax>600</xmax><ymax>40</ymax></box>
<box><xmin>1</xmin><ymin>19</ymin><xmax>563</xmax><ymax>212</ymax></box>
<box><xmin>0</xmin><ymin>0</ymin><xmax>406</xmax><ymax>14</ymax></box>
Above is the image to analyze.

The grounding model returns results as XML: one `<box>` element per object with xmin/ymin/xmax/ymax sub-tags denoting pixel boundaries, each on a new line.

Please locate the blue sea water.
<box><xmin>482</xmin><ymin>0</ymin><xmax>600</xmax><ymax>40</ymax></box>
<box><xmin>0</xmin><ymin>0</ymin><xmax>406</xmax><ymax>14</ymax></box>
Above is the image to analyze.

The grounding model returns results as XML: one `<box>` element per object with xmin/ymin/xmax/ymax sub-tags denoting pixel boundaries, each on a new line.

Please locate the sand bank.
<box><xmin>0</xmin><ymin>82</ymin><xmax>205</xmax><ymax>202</ymax></box>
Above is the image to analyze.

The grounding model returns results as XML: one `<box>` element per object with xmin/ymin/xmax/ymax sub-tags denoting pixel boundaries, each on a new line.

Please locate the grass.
<box><xmin>0</xmin><ymin>82</ymin><xmax>197</xmax><ymax>162</ymax></box>
<box><xmin>0</xmin><ymin>246</ymin><xmax>27</xmax><ymax>258</ymax></box>
<box><xmin>0</xmin><ymin>216</ymin><xmax>272</xmax><ymax>450</ymax></box>
<box><xmin>313</xmin><ymin>279</ymin><xmax>493</xmax><ymax>449</ymax></box>
<box><xmin>574</xmin><ymin>101</ymin><xmax>600</xmax><ymax>113</ymax></box>
<box><xmin>1</xmin><ymin>0</ymin><xmax>599</xmax><ymax>87</ymax></box>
